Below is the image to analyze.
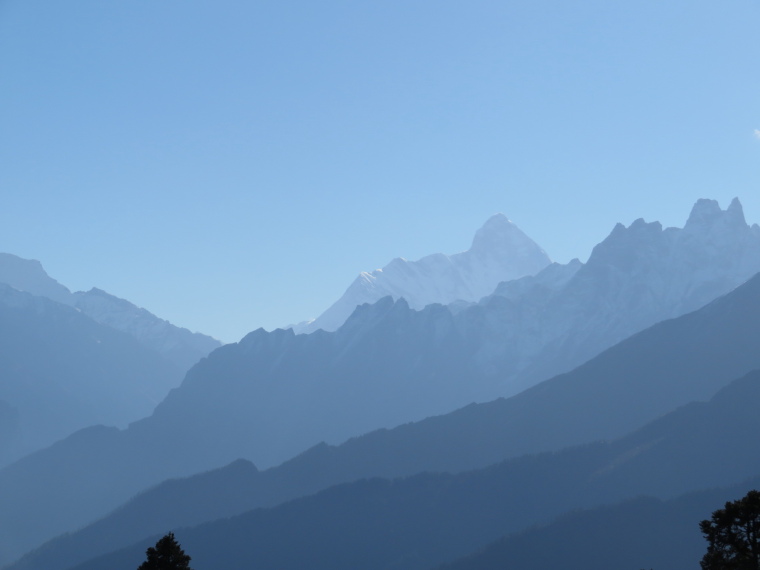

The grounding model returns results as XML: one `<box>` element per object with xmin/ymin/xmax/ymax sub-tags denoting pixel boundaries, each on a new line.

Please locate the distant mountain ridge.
<box><xmin>437</xmin><ymin>480</ymin><xmax>760</xmax><ymax>570</ymax></box>
<box><xmin>70</xmin><ymin>288</ymin><xmax>221</xmax><ymax>373</ymax></box>
<box><xmin>3</xmin><ymin>258</ymin><xmax>760</xmax><ymax>568</ymax></box>
<box><xmin>0</xmin><ymin>253</ymin><xmax>221</xmax><ymax>371</ymax></box>
<box><xmin>0</xmin><ymin>254</ymin><xmax>72</xmax><ymax>304</ymax></box>
<box><xmin>494</xmin><ymin>197</ymin><xmax>760</xmax><ymax>390</ymax></box>
<box><xmin>1</xmin><ymin>198</ymin><xmax>759</xmax><ymax>567</ymax></box>
<box><xmin>0</xmin><ymin>198</ymin><xmax>751</xmax><ymax>473</ymax></box>
<box><xmin>48</xmin><ymin>369</ymin><xmax>760</xmax><ymax>570</ymax></box>
<box><xmin>0</xmin><ymin>284</ymin><xmax>183</xmax><ymax>466</ymax></box>
<box><xmin>293</xmin><ymin>214</ymin><xmax>551</xmax><ymax>333</ymax></box>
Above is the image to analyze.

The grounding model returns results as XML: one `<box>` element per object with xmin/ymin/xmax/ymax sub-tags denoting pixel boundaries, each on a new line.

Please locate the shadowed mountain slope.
<box><xmin>70</xmin><ymin>287</ymin><xmax>221</xmax><ymax>372</ymax></box>
<box><xmin>49</xmin><ymin>370</ymin><xmax>760</xmax><ymax>570</ymax></box>
<box><xmin>129</xmin><ymin>198</ymin><xmax>760</xmax><ymax>472</ymax></box>
<box><xmin>0</xmin><ymin>284</ymin><xmax>182</xmax><ymax>466</ymax></box>
<box><xmin>6</xmin><ymin>275</ymin><xmax>760</xmax><ymax>569</ymax></box>
<box><xmin>0</xmin><ymin>252</ymin><xmax>221</xmax><ymax>372</ymax></box>
<box><xmin>437</xmin><ymin>480</ymin><xmax>760</xmax><ymax>570</ymax></box>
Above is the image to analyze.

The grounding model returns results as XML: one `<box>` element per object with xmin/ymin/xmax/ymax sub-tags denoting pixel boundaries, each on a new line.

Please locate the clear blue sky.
<box><xmin>1</xmin><ymin>0</ymin><xmax>758</xmax><ymax>343</ymax></box>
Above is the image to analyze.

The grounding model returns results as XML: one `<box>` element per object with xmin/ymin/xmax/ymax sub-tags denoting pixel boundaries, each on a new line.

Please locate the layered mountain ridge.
<box><xmin>3</xmin><ymin>252</ymin><xmax>760</xmax><ymax>567</ymax></box>
<box><xmin>293</xmin><ymin>214</ymin><xmax>551</xmax><ymax>333</ymax></box>
<box><xmin>0</xmin><ymin>253</ymin><xmax>222</xmax><ymax>465</ymax></box>
<box><xmin>33</xmin><ymin>366</ymin><xmax>760</xmax><ymax>570</ymax></box>
<box><xmin>0</xmin><ymin>284</ymin><xmax>183</xmax><ymax>465</ymax></box>
<box><xmin>0</xmin><ymin>253</ymin><xmax>221</xmax><ymax>372</ymax></box>
<box><xmin>1</xmin><ymin>198</ymin><xmax>758</xmax><ymax>568</ymax></box>
<box><xmin>70</xmin><ymin>288</ymin><xmax>220</xmax><ymax>373</ymax></box>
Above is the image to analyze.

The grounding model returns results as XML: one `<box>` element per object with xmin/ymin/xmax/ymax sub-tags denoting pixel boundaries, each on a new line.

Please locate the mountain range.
<box><xmin>292</xmin><ymin>213</ymin><xmax>552</xmax><ymax>333</ymax></box>
<box><xmin>0</xmin><ymin>253</ymin><xmax>221</xmax><ymax>372</ymax></box>
<box><xmin>0</xmin><ymin>254</ymin><xmax>221</xmax><ymax>463</ymax></box>
<box><xmin>437</xmin><ymin>479</ymin><xmax>759</xmax><ymax>570</ymax></box>
<box><xmin>1</xmin><ymin>198</ymin><xmax>758</xmax><ymax>569</ymax></box>
<box><xmin>3</xmin><ymin>245</ymin><xmax>760</xmax><ymax>567</ymax></box>
<box><xmin>98</xmin><ymin>198</ymin><xmax>760</xmax><ymax>471</ymax></box>
<box><xmin>27</xmin><ymin>366</ymin><xmax>760</xmax><ymax>570</ymax></box>
<box><xmin>0</xmin><ymin>283</ymin><xmax>182</xmax><ymax>465</ymax></box>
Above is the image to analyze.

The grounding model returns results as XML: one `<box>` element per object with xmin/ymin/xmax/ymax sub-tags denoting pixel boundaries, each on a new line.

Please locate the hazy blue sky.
<box><xmin>1</xmin><ymin>1</ymin><xmax>758</xmax><ymax>342</ymax></box>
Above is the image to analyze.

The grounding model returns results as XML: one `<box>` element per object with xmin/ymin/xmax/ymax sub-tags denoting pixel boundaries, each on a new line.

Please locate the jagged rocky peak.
<box><xmin>585</xmin><ymin>198</ymin><xmax>754</xmax><ymax>269</ymax></box>
<box><xmin>686</xmin><ymin>198</ymin><xmax>723</xmax><ymax>226</ymax></box>
<box><xmin>684</xmin><ymin>197</ymin><xmax>747</xmax><ymax>230</ymax></box>
<box><xmin>727</xmin><ymin>197</ymin><xmax>747</xmax><ymax>224</ymax></box>
<box><xmin>583</xmin><ymin>216</ymin><xmax>665</xmax><ymax>270</ymax></box>
<box><xmin>292</xmin><ymin>213</ymin><xmax>551</xmax><ymax>334</ymax></box>
<box><xmin>239</xmin><ymin>326</ymin><xmax>296</xmax><ymax>356</ymax></box>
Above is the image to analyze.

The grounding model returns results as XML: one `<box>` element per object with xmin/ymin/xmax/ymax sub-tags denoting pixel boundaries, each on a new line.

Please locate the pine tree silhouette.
<box><xmin>700</xmin><ymin>489</ymin><xmax>760</xmax><ymax>570</ymax></box>
<box><xmin>137</xmin><ymin>532</ymin><xmax>193</xmax><ymax>570</ymax></box>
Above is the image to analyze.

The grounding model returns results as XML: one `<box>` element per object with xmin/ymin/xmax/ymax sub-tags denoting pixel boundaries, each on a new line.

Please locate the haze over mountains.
<box><xmin>67</xmin><ymin>371</ymin><xmax>760</xmax><ymax>570</ymax></box>
<box><xmin>0</xmin><ymin>254</ymin><xmax>221</xmax><ymax>464</ymax></box>
<box><xmin>0</xmin><ymin>284</ymin><xmax>182</xmax><ymax>465</ymax></box>
<box><xmin>292</xmin><ymin>214</ymin><xmax>552</xmax><ymax>333</ymax></box>
<box><xmin>0</xmin><ymin>253</ymin><xmax>221</xmax><ymax>372</ymax></box>
<box><xmin>121</xmin><ymin>198</ymin><xmax>760</xmax><ymax>469</ymax></box>
<box><xmin>437</xmin><ymin>482</ymin><xmax>752</xmax><ymax>570</ymax></box>
<box><xmin>15</xmin><ymin>276</ymin><xmax>760</xmax><ymax>570</ymax></box>
<box><xmin>1</xmin><ymin>198</ymin><xmax>759</xmax><ymax>569</ymax></box>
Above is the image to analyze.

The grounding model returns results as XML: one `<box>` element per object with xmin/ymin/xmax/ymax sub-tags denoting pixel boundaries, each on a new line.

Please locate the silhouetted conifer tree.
<box><xmin>700</xmin><ymin>489</ymin><xmax>760</xmax><ymax>570</ymax></box>
<box><xmin>137</xmin><ymin>532</ymin><xmax>193</xmax><ymax>570</ymax></box>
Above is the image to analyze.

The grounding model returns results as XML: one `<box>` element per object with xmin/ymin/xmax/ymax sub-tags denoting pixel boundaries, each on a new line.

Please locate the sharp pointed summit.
<box><xmin>684</xmin><ymin>197</ymin><xmax>748</xmax><ymax>230</ymax></box>
<box><xmin>727</xmin><ymin>196</ymin><xmax>747</xmax><ymax>225</ymax></box>
<box><xmin>469</xmin><ymin>213</ymin><xmax>548</xmax><ymax>259</ymax></box>
<box><xmin>470</xmin><ymin>213</ymin><xmax>514</xmax><ymax>248</ymax></box>
<box><xmin>292</xmin><ymin>214</ymin><xmax>551</xmax><ymax>334</ymax></box>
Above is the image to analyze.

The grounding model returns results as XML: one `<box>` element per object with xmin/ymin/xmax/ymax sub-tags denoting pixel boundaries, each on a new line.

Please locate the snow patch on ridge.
<box><xmin>293</xmin><ymin>214</ymin><xmax>551</xmax><ymax>334</ymax></box>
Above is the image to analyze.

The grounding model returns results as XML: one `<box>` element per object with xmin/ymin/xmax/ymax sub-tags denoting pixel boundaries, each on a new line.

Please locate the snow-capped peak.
<box><xmin>469</xmin><ymin>213</ymin><xmax>548</xmax><ymax>260</ymax></box>
<box><xmin>292</xmin><ymin>215</ymin><xmax>551</xmax><ymax>334</ymax></box>
<box><xmin>470</xmin><ymin>213</ymin><xmax>514</xmax><ymax>249</ymax></box>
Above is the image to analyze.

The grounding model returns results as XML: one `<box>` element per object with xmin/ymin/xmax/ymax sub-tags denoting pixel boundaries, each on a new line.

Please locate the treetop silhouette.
<box><xmin>137</xmin><ymin>532</ymin><xmax>193</xmax><ymax>570</ymax></box>
<box><xmin>701</xmin><ymin>489</ymin><xmax>760</xmax><ymax>570</ymax></box>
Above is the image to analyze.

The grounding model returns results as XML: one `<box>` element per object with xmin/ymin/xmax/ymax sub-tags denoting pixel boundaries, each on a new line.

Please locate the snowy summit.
<box><xmin>293</xmin><ymin>214</ymin><xmax>551</xmax><ymax>334</ymax></box>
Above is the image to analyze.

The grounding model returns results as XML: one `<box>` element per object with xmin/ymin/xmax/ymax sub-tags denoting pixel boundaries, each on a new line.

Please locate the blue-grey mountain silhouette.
<box><xmin>44</xmin><ymin>369</ymin><xmax>760</xmax><ymax>570</ymax></box>
<box><xmin>3</xmin><ymin>264</ymin><xmax>760</xmax><ymax>568</ymax></box>
<box><xmin>0</xmin><ymin>252</ymin><xmax>221</xmax><ymax>372</ymax></box>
